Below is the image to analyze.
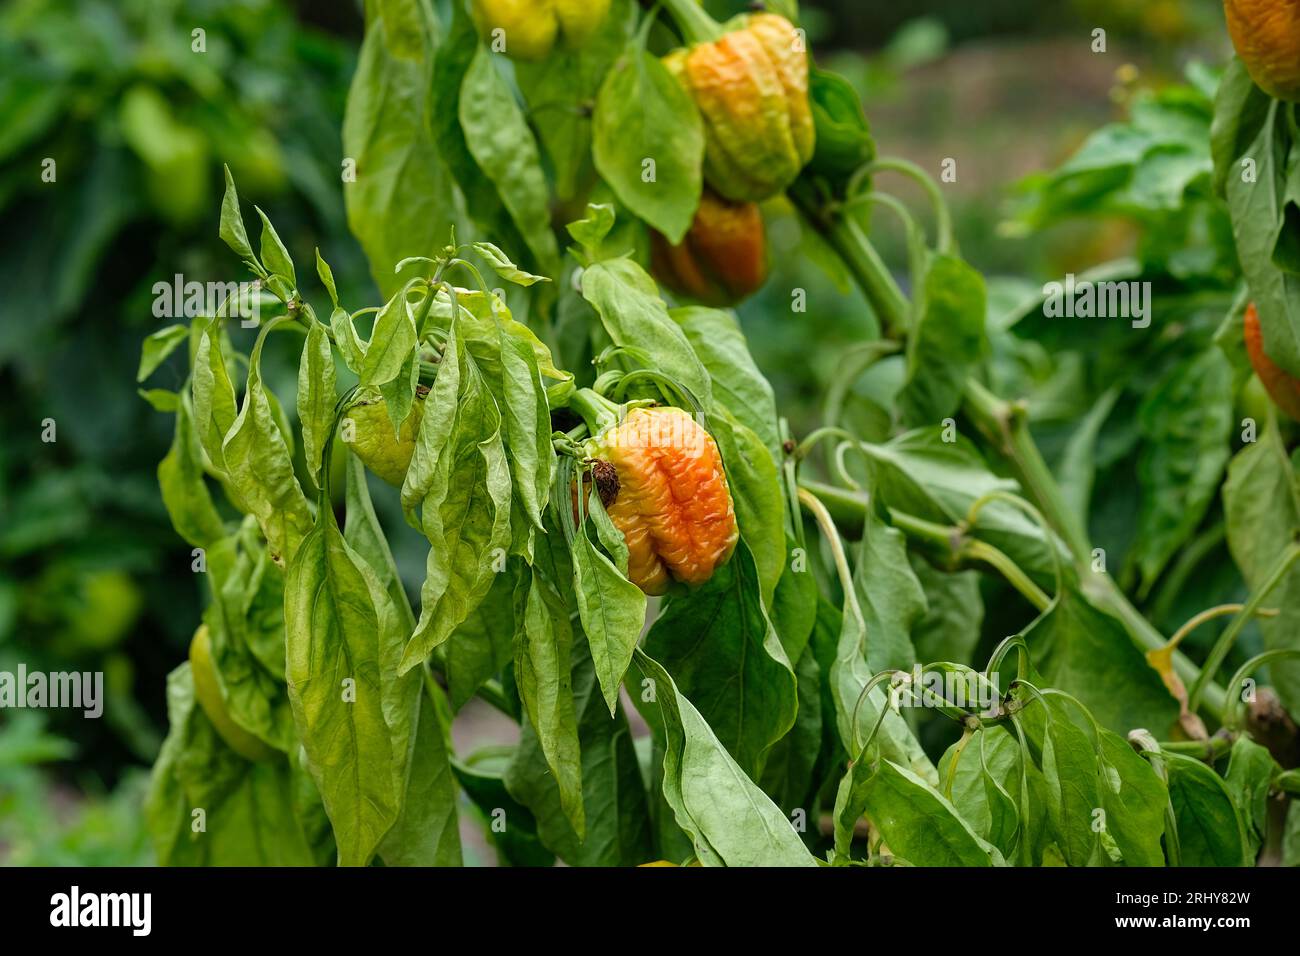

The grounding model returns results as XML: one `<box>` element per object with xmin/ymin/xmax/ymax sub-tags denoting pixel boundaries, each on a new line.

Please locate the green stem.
<box><xmin>960</xmin><ymin>379</ymin><xmax>1091</xmax><ymax>564</ymax></box>
<box><xmin>855</xmin><ymin>157</ymin><xmax>955</xmax><ymax>255</ymax></box>
<box><xmin>1187</xmin><ymin>542</ymin><xmax>1300</xmax><ymax>712</ymax></box>
<box><xmin>788</xmin><ymin>183</ymin><xmax>911</xmax><ymax>337</ymax></box>
<box><xmin>964</xmin><ymin>540</ymin><xmax>1052</xmax><ymax>612</ymax></box>
<box><xmin>798</xmin><ymin>479</ymin><xmax>1050</xmax><ymax>612</ymax></box>
<box><xmin>1275</xmin><ymin>769</ymin><xmax>1300</xmax><ymax>795</ymax></box>
<box><xmin>568</xmin><ymin>387</ymin><xmax>623</xmax><ymax>437</ymax></box>
<box><xmin>1157</xmin><ymin>734</ymin><xmax>1235</xmax><ymax>762</ymax></box>
<box><xmin>800</xmin><ymin>186</ymin><xmax>1231</xmax><ymax>721</ymax></box>
<box><xmin>658</xmin><ymin>0</ymin><xmax>724</xmax><ymax>44</ymax></box>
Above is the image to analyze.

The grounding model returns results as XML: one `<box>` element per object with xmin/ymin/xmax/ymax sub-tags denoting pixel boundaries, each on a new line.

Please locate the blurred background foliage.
<box><xmin>0</xmin><ymin>0</ymin><xmax>1242</xmax><ymax>864</ymax></box>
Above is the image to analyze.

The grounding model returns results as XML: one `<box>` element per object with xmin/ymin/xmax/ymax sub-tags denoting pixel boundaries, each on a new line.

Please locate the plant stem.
<box><xmin>797</xmin><ymin>187</ymin><xmax>1232</xmax><ymax>721</ymax></box>
<box><xmin>1187</xmin><ymin>542</ymin><xmax>1300</xmax><ymax>712</ymax></box>
<box><xmin>857</xmin><ymin>157</ymin><xmax>956</xmax><ymax>254</ymax></box>
<box><xmin>798</xmin><ymin>479</ymin><xmax>1050</xmax><ymax>612</ymax></box>
<box><xmin>657</xmin><ymin>0</ymin><xmax>724</xmax><ymax>44</ymax></box>
<box><xmin>789</xmin><ymin>182</ymin><xmax>911</xmax><ymax>337</ymax></box>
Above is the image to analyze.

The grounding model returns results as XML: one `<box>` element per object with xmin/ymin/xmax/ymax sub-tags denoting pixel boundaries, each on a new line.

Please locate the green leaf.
<box><xmin>515</xmin><ymin>1</ymin><xmax>628</xmax><ymax>199</ymax></box>
<box><xmin>377</xmin><ymin>678</ymin><xmax>463</xmax><ymax>866</ymax></box>
<box><xmin>909</xmin><ymin>560</ymin><xmax>983</xmax><ymax>666</ymax></box>
<box><xmin>769</xmin><ymin>540</ymin><xmax>820</xmax><ymax>664</ymax></box>
<box><xmin>454</xmin><ymin>747</ymin><xmax>556</xmax><ymax>866</ymax></box>
<box><xmin>572</xmin><ymin>522</ymin><xmax>646</xmax><ymax>715</ymax></box>
<box><xmin>138</xmin><ymin>387</ymin><xmax>179</xmax><ymax>412</ymax></box>
<box><xmin>834</xmin><ymin>755</ymin><xmax>997</xmax><ymax>866</ymax></box>
<box><xmin>1225</xmin><ymin>100</ymin><xmax>1300</xmax><ymax>378</ymax></box>
<box><xmin>852</xmin><ymin>497</ymin><xmax>926</xmax><ymax>673</ymax></box>
<box><xmin>828</xmin><ymin>540</ymin><xmax>935</xmax><ymax>781</ymax></box>
<box><xmin>297</xmin><ymin>322</ymin><xmax>336</xmax><ymax>489</ymax></box>
<box><xmin>473</xmin><ymin>242</ymin><xmax>549</xmax><ymax>286</ymax></box>
<box><xmin>566</xmin><ymin>203</ymin><xmax>616</xmax><ymax>256</ymax></box>
<box><xmin>805</xmin><ymin>66</ymin><xmax>876</xmax><ymax>193</ymax></box>
<box><xmin>861</xmin><ymin>427</ymin><xmax>1065</xmax><ymax>587</ymax></box>
<box><xmin>1165</xmin><ymin>751</ymin><xmax>1249</xmax><ymax>866</ymax></box>
<box><xmin>516</xmin><ymin>560</ymin><xmax>583</xmax><ymax>836</ymax></box>
<box><xmin>672</xmin><ymin>306</ymin><xmax>782</xmax><ymax>463</ymax></box>
<box><xmin>1223</xmin><ymin>419</ymin><xmax>1300</xmax><ymax>715</ymax></box>
<box><xmin>492</xmin><ymin>308</ymin><xmax>554</xmax><ymax>543</ymax></box>
<box><xmin>147</xmin><ymin>664</ymin><xmax>315</xmax><ymax>866</ymax></box>
<box><xmin>507</xmin><ymin>636</ymin><xmax>652</xmax><ymax>865</ymax></box>
<box><xmin>1130</xmin><ymin>348</ymin><xmax>1233</xmax><ymax>590</ymax></box>
<box><xmin>402</xmin><ymin>354</ymin><xmax>513</xmax><ymax>673</ymax></box>
<box><xmin>580</xmin><ymin>256</ymin><xmax>714</xmax><ymax>407</ymax></box>
<box><xmin>284</xmin><ymin>514</ymin><xmax>417</xmax><ymax>867</ymax></box>
<box><xmin>643</xmin><ymin>545</ymin><xmax>797</xmax><ymax>777</ymax></box>
<box><xmin>330</xmin><ymin>306</ymin><xmax>367</xmax><ymax>374</ymax></box>
<box><xmin>360</xmin><ymin>288</ymin><xmax>417</xmax><ymax>388</ymax></box>
<box><xmin>220</xmin><ymin>319</ymin><xmax>313</xmax><ymax>566</ymax></box>
<box><xmin>158</xmin><ymin>399</ymin><xmax>226</xmax><ymax>549</ymax></box>
<box><xmin>315</xmin><ymin>249</ymin><xmax>340</xmax><ymax>308</ymax></box>
<box><xmin>632</xmin><ymin>648</ymin><xmax>818</xmax><ymax>867</ymax></box>
<box><xmin>1096</xmin><ymin>725</ymin><xmax>1167</xmax><ymax>866</ymax></box>
<box><xmin>940</xmin><ymin>726</ymin><xmax>1021</xmax><ymax>857</ymax></box>
<box><xmin>1023</xmin><ymin>584</ymin><xmax>1178</xmax><ymax>735</ymax></box>
<box><xmin>759</xmin><ymin>644</ymin><xmax>824</xmax><ymax>814</ymax></box>
<box><xmin>218</xmin><ymin>165</ymin><xmax>256</xmax><ymax>265</ymax></box>
<box><xmin>137</xmin><ymin>324</ymin><xmax>189</xmax><ymax>382</ymax></box>
<box><xmin>343</xmin><ymin>1</ymin><xmax>461</xmax><ymax>298</ymax></box>
<box><xmin>898</xmin><ymin>253</ymin><xmax>987</xmax><ymax>426</ymax></box>
<box><xmin>1035</xmin><ymin>697</ymin><xmax>1106</xmax><ymax>866</ymax></box>
<box><xmin>444</xmin><ymin>568</ymin><xmax>517</xmax><ymax>710</ymax></box>
<box><xmin>1223</xmin><ymin>735</ymin><xmax>1277</xmax><ymax>862</ymax></box>
<box><xmin>344</xmin><ymin>453</ymin><xmax>413</xmax><ymax>634</ymax></box>
<box><xmin>1211</xmin><ymin>57</ymin><xmax>1271</xmax><ymax>199</ymax></box>
<box><xmin>459</xmin><ymin>46</ymin><xmax>560</xmax><ymax>279</ymax></box>
<box><xmin>710</xmin><ymin>406</ymin><xmax>785</xmax><ymax>606</ymax></box>
<box><xmin>191</xmin><ymin>327</ymin><xmax>240</xmax><ymax>480</ymax></box>
<box><xmin>593</xmin><ymin>45</ymin><xmax>703</xmax><ymax>243</ymax></box>
<box><xmin>254</xmin><ymin>206</ymin><xmax>296</xmax><ymax>289</ymax></box>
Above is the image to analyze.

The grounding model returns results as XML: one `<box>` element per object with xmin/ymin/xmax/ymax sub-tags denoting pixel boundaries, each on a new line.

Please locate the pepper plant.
<box><xmin>141</xmin><ymin>0</ymin><xmax>1300</xmax><ymax>866</ymax></box>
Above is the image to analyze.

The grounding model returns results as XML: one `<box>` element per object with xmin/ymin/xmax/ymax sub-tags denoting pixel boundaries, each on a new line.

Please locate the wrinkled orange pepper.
<box><xmin>573</xmin><ymin>394</ymin><xmax>738</xmax><ymax>595</ymax></box>
<box><xmin>1224</xmin><ymin>0</ymin><xmax>1300</xmax><ymax>101</ymax></box>
<box><xmin>1244</xmin><ymin>303</ymin><xmax>1300</xmax><ymax>421</ymax></box>
<box><xmin>650</xmin><ymin>188</ymin><xmax>769</xmax><ymax>306</ymax></box>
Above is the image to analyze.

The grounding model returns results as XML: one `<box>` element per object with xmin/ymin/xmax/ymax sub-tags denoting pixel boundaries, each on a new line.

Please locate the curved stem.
<box><xmin>1164</xmin><ymin>603</ymin><xmax>1272</xmax><ymax>654</ymax></box>
<box><xmin>965</xmin><ymin>489</ymin><xmax>1064</xmax><ymax>600</ymax></box>
<box><xmin>799</xmin><ymin>478</ymin><xmax>1050</xmax><ymax>612</ymax></box>
<box><xmin>963</xmin><ymin>540</ymin><xmax>1052</xmax><ymax>612</ymax></box>
<box><xmin>1187</xmin><ymin>542</ymin><xmax>1300</xmax><ymax>712</ymax></box>
<box><xmin>853</xmin><ymin>156</ymin><xmax>955</xmax><ymax>255</ymax></box>
<box><xmin>788</xmin><ymin>183</ymin><xmax>911</xmax><ymax>337</ymax></box>
<box><xmin>1223</xmin><ymin>649</ymin><xmax>1300</xmax><ymax>731</ymax></box>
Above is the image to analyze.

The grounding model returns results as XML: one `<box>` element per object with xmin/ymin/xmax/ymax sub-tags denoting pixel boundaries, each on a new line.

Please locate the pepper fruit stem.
<box><xmin>658</xmin><ymin>0</ymin><xmax>726</xmax><ymax>45</ymax></box>
<box><xmin>569</xmin><ymin>387</ymin><xmax>624</xmax><ymax>440</ymax></box>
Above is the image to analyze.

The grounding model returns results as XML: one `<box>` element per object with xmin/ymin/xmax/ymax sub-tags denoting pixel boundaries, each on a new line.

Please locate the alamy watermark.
<box><xmin>1042</xmin><ymin>273</ymin><xmax>1151</xmax><ymax>329</ymax></box>
<box><xmin>152</xmin><ymin>274</ymin><xmax>261</xmax><ymax>327</ymax></box>
<box><xmin>0</xmin><ymin>665</ymin><xmax>103</xmax><ymax>718</ymax></box>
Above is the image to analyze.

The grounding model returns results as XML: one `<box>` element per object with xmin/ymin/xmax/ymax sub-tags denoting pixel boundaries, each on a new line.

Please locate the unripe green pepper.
<box><xmin>190</xmin><ymin>624</ymin><xmax>277</xmax><ymax>762</ymax></box>
<box><xmin>471</xmin><ymin>0</ymin><xmax>611</xmax><ymax>62</ymax></box>
<box><xmin>650</xmin><ymin>188</ymin><xmax>768</xmax><ymax>306</ymax></box>
<box><xmin>663</xmin><ymin>12</ymin><xmax>815</xmax><ymax>202</ymax></box>
<box><xmin>345</xmin><ymin>387</ymin><xmax>428</xmax><ymax>487</ymax></box>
